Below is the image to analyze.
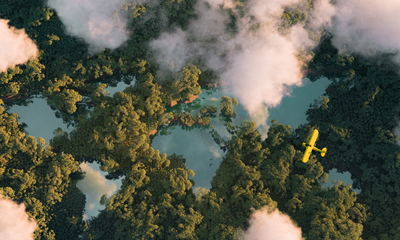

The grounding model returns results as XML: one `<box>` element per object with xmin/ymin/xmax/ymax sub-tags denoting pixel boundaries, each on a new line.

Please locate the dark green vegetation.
<box><xmin>0</xmin><ymin>0</ymin><xmax>399</xmax><ymax>239</ymax></box>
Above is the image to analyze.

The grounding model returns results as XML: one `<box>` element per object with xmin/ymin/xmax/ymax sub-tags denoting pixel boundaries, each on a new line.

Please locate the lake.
<box><xmin>7</xmin><ymin>75</ymin><xmax>359</xmax><ymax>220</ymax></box>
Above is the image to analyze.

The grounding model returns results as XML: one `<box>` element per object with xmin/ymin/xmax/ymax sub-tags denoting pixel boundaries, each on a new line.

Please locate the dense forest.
<box><xmin>1</xmin><ymin>0</ymin><xmax>400</xmax><ymax>239</ymax></box>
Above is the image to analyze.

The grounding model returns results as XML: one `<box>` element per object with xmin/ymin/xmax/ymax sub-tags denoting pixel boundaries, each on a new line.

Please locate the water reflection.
<box><xmin>6</xmin><ymin>78</ymin><xmax>132</xmax><ymax>221</ymax></box>
<box><xmin>324</xmin><ymin>170</ymin><xmax>360</xmax><ymax>194</ymax></box>
<box><xmin>151</xmin><ymin>86</ymin><xmax>272</xmax><ymax>190</ymax></box>
<box><xmin>5</xmin><ymin>75</ymin><xmax>361</xmax><ymax>222</ymax></box>
<box><xmin>151</xmin><ymin>77</ymin><xmax>362</xmax><ymax>194</ymax></box>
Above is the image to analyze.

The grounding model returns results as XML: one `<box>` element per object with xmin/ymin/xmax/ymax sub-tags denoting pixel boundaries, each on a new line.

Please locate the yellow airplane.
<box><xmin>301</xmin><ymin>129</ymin><xmax>327</xmax><ymax>163</ymax></box>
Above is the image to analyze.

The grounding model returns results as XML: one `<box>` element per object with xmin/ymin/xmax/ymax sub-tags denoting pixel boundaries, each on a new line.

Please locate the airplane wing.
<box><xmin>308</xmin><ymin>129</ymin><xmax>319</xmax><ymax>147</ymax></box>
<box><xmin>301</xmin><ymin>144</ymin><xmax>313</xmax><ymax>163</ymax></box>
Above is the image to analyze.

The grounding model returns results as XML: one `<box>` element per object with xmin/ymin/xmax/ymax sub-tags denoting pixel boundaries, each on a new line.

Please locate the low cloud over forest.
<box><xmin>327</xmin><ymin>0</ymin><xmax>400</xmax><ymax>63</ymax></box>
<box><xmin>0</xmin><ymin>19</ymin><xmax>38</xmax><ymax>72</ymax></box>
<box><xmin>43</xmin><ymin>0</ymin><xmax>400</xmax><ymax>115</ymax></box>
<box><xmin>0</xmin><ymin>194</ymin><xmax>38</xmax><ymax>240</ymax></box>
<box><xmin>148</xmin><ymin>0</ymin><xmax>329</xmax><ymax>115</ymax></box>
<box><xmin>46</xmin><ymin>0</ymin><xmax>134</xmax><ymax>54</ymax></box>
<box><xmin>1</xmin><ymin>0</ymin><xmax>400</xmax><ymax>239</ymax></box>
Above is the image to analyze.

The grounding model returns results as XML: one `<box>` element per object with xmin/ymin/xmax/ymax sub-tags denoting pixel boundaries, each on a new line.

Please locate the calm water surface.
<box><xmin>7</xmin><ymin>75</ymin><xmax>359</xmax><ymax>220</ymax></box>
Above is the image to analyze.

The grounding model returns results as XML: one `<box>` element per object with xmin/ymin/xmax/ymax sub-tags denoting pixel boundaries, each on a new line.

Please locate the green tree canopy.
<box><xmin>0</xmin><ymin>100</ymin><xmax>84</xmax><ymax>239</ymax></box>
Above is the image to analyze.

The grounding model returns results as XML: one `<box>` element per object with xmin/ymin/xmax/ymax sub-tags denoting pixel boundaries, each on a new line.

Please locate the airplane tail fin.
<box><xmin>321</xmin><ymin>148</ymin><xmax>327</xmax><ymax>157</ymax></box>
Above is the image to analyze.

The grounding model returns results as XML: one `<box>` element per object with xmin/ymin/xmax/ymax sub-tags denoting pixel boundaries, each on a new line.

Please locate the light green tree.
<box><xmin>0</xmin><ymin>100</ymin><xmax>83</xmax><ymax>239</ymax></box>
<box><xmin>220</xmin><ymin>96</ymin><xmax>238</xmax><ymax>117</ymax></box>
<box><xmin>82</xmin><ymin>152</ymin><xmax>202</xmax><ymax>240</ymax></box>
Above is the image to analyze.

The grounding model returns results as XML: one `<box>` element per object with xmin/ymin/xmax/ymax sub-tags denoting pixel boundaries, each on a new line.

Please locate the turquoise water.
<box><xmin>150</xmin><ymin>77</ymin><xmax>360</xmax><ymax>194</ymax></box>
<box><xmin>6</xmin><ymin>75</ymin><xmax>359</xmax><ymax>220</ymax></box>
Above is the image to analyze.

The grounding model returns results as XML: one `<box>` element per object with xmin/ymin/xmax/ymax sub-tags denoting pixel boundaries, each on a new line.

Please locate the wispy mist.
<box><xmin>237</xmin><ymin>206</ymin><xmax>304</xmax><ymax>240</ymax></box>
<box><xmin>149</xmin><ymin>0</ymin><xmax>330</xmax><ymax>116</ymax></box>
<box><xmin>0</xmin><ymin>194</ymin><xmax>38</xmax><ymax>240</ymax></box>
<box><xmin>148</xmin><ymin>0</ymin><xmax>232</xmax><ymax>77</ymax></box>
<box><xmin>46</xmin><ymin>0</ymin><xmax>133</xmax><ymax>54</ymax></box>
<box><xmin>247</xmin><ymin>0</ymin><xmax>301</xmax><ymax>22</ymax></box>
<box><xmin>217</xmin><ymin>0</ymin><xmax>320</xmax><ymax>116</ymax></box>
<box><xmin>309</xmin><ymin>0</ymin><xmax>336</xmax><ymax>30</ymax></box>
<box><xmin>327</xmin><ymin>0</ymin><xmax>400</xmax><ymax>62</ymax></box>
<box><xmin>148</xmin><ymin>29</ymin><xmax>189</xmax><ymax>78</ymax></box>
<box><xmin>186</xmin><ymin>0</ymin><xmax>233</xmax><ymax>73</ymax></box>
<box><xmin>0</xmin><ymin>19</ymin><xmax>38</xmax><ymax>72</ymax></box>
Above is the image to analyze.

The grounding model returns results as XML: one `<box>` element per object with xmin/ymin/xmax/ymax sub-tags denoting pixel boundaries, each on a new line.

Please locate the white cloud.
<box><xmin>236</xmin><ymin>206</ymin><xmax>304</xmax><ymax>240</ymax></box>
<box><xmin>221</xmin><ymin>28</ymin><xmax>305</xmax><ymax>115</ymax></box>
<box><xmin>328</xmin><ymin>0</ymin><xmax>400</xmax><ymax>62</ymax></box>
<box><xmin>148</xmin><ymin>0</ymin><xmax>232</xmax><ymax>77</ymax></box>
<box><xmin>0</xmin><ymin>19</ymin><xmax>38</xmax><ymax>72</ymax></box>
<box><xmin>148</xmin><ymin>29</ymin><xmax>189</xmax><ymax>77</ymax></box>
<box><xmin>248</xmin><ymin>104</ymin><xmax>270</xmax><ymax>140</ymax></box>
<box><xmin>0</xmin><ymin>195</ymin><xmax>38</xmax><ymax>240</ymax></box>
<box><xmin>148</xmin><ymin>0</ymin><xmax>324</xmax><ymax>120</ymax></box>
<box><xmin>309</xmin><ymin>0</ymin><xmax>336</xmax><ymax>29</ymax></box>
<box><xmin>46</xmin><ymin>0</ymin><xmax>132</xmax><ymax>54</ymax></box>
<box><xmin>247</xmin><ymin>0</ymin><xmax>301</xmax><ymax>23</ymax></box>
<box><xmin>187</xmin><ymin>0</ymin><xmax>232</xmax><ymax>73</ymax></box>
